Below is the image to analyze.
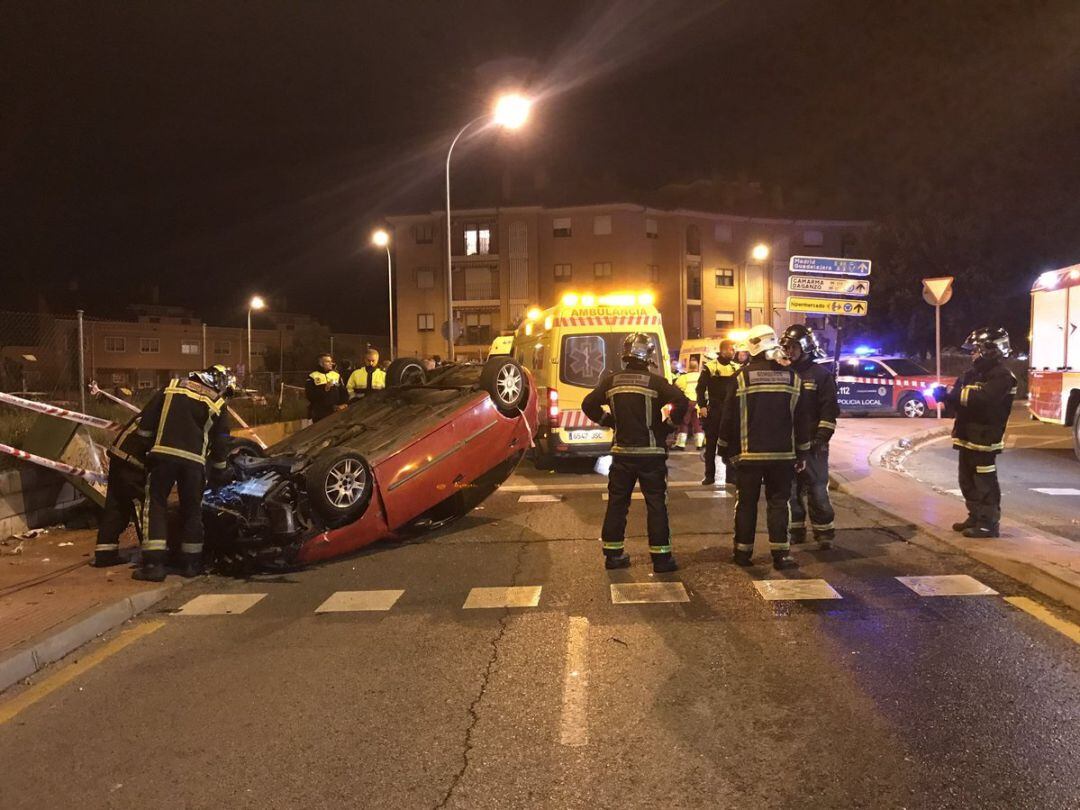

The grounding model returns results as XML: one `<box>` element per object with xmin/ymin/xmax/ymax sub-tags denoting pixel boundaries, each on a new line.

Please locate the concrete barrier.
<box><xmin>0</xmin><ymin>467</ymin><xmax>83</xmax><ymax>539</ymax></box>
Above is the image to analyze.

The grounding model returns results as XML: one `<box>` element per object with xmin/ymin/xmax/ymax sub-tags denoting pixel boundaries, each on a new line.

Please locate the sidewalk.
<box><xmin>0</xmin><ymin>526</ymin><xmax>179</xmax><ymax>692</ymax></box>
<box><xmin>830</xmin><ymin>416</ymin><xmax>1080</xmax><ymax>613</ymax></box>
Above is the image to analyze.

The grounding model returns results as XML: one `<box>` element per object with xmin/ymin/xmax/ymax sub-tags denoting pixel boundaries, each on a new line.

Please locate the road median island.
<box><xmin>830</xmin><ymin>419</ymin><xmax>1080</xmax><ymax>613</ymax></box>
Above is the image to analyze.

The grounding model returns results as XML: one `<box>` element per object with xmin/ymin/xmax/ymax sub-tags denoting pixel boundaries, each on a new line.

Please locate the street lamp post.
<box><xmin>444</xmin><ymin>92</ymin><xmax>532</xmax><ymax>361</ymax></box>
<box><xmin>247</xmin><ymin>295</ymin><xmax>266</xmax><ymax>388</ymax></box>
<box><xmin>372</xmin><ymin>229</ymin><xmax>394</xmax><ymax>360</ymax></box>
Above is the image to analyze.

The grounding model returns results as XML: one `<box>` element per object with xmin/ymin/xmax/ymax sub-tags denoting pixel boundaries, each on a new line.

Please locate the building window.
<box><xmin>417</xmin><ymin>313</ymin><xmax>435</xmax><ymax>332</ymax></box>
<box><xmin>593</xmin><ymin>215</ymin><xmax>612</xmax><ymax>235</ymax></box>
<box><xmin>687</xmin><ymin>263</ymin><xmax>702</xmax><ymax>300</ymax></box>
<box><xmin>181</xmin><ymin>340</ymin><xmax>200</xmax><ymax>355</ymax></box>
<box><xmin>715</xmin><ymin>310</ymin><xmax>735</xmax><ymax>330</ymax></box>
<box><xmin>593</xmin><ymin>262</ymin><xmax>613</xmax><ymax>278</ymax></box>
<box><xmin>648</xmin><ymin>265</ymin><xmax>660</xmax><ymax>283</ymax></box>
<box><xmin>686</xmin><ymin>224</ymin><xmax>702</xmax><ymax>255</ymax></box>
<box><xmin>803</xmin><ymin>229</ymin><xmax>824</xmax><ymax>247</ymax></box>
<box><xmin>452</xmin><ymin>266</ymin><xmax>499</xmax><ymax>300</ymax></box>
<box><xmin>416</xmin><ymin>268</ymin><xmax>435</xmax><ymax>289</ymax></box>
<box><xmin>462</xmin><ymin>311</ymin><xmax>493</xmax><ymax>345</ymax></box>
<box><xmin>714</xmin><ymin>268</ymin><xmax>735</xmax><ymax>287</ymax></box>
<box><xmin>104</xmin><ymin>336</ymin><xmax>126</xmax><ymax>353</ymax></box>
<box><xmin>645</xmin><ymin>218</ymin><xmax>658</xmax><ymax>239</ymax></box>
<box><xmin>137</xmin><ymin>373</ymin><xmax>155</xmax><ymax>390</ymax></box>
<box><xmin>414</xmin><ymin>223</ymin><xmax>434</xmax><ymax>244</ymax></box>
<box><xmin>714</xmin><ymin>223</ymin><xmax>733</xmax><ymax>243</ymax></box>
<box><xmin>251</xmin><ymin>342</ymin><xmax>267</xmax><ymax>357</ymax></box>
<box><xmin>214</xmin><ymin>340</ymin><xmax>231</xmax><ymax>357</ymax></box>
<box><xmin>554</xmin><ymin>263</ymin><xmax>572</xmax><ymax>280</ymax></box>
<box><xmin>687</xmin><ymin>306</ymin><xmax>703</xmax><ymax>339</ymax></box>
<box><xmin>139</xmin><ymin>338</ymin><xmax>160</xmax><ymax>354</ymax></box>
<box><xmin>553</xmin><ymin>217</ymin><xmax>572</xmax><ymax>237</ymax></box>
<box><xmin>464</xmin><ymin>223</ymin><xmax>492</xmax><ymax>256</ymax></box>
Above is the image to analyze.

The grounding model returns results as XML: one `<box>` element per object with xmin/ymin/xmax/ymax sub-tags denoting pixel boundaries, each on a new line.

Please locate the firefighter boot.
<box><xmin>963</xmin><ymin>523</ymin><xmax>1000</xmax><ymax>539</ymax></box>
<box><xmin>733</xmin><ymin>549</ymin><xmax>753</xmax><ymax>567</ymax></box>
<box><xmin>652</xmin><ymin>555</ymin><xmax>679</xmax><ymax>574</ymax></box>
<box><xmin>789</xmin><ymin>527</ymin><xmax>807</xmax><ymax>545</ymax></box>
<box><xmin>694</xmin><ymin>432</ymin><xmax>706</xmax><ymax>449</ymax></box>
<box><xmin>815</xmin><ymin>530</ymin><xmax>835</xmax><ymax>550</ymax></box>
<box><xmin>952</xmin><ymin>517</ymin><xmax>976</xmax><ymax>533</ymax></box>
<box><xmin>180</xmin><ymin>552</ymin><xmax>205</xmax><ymax>578</ymax></box>
<box><xmin>91</xmin><ymin>550</ymin><xmax>122</xmax><ymax>568</ymax></box>
<box><xmin>771</xmin><ymin>551</ymin><xmax>798</xmax><ymax>571</ymax></box>
<box><xmin>605</xmin><ymin>553</ymin><xmax>631</xmax><ymax>570</ymax></box>
<box><xmin>674</xmin><ymin>433</ymin><xmax>688</xmax><ymax>450</ymax></box>
<box><xmin>132</xmin><ymin>551</ymin><xmax>166</xmax><ymax>582</ymax></box>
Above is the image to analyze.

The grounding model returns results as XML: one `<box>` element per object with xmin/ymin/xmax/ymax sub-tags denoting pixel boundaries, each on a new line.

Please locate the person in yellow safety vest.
<box><xmin>346</xmin><ymin>348</ymin><xmax>387</xmax><ymax>399</ymax></box>
<box><xmin>305</xmin><ymin>353</ymin><xmax>346</xmax><ymax>421</ymax></box>
<box><xmin>673</xmin><ymin>358</ymin><xmax>704</xmax><ymax>450</ymax></box>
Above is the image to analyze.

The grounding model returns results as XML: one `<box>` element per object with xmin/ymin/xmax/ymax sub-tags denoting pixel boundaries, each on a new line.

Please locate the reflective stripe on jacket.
<box><xmin>138</xmin><ymin>378</ymin><xmax>231</xmax><ymax>467</ymax></box>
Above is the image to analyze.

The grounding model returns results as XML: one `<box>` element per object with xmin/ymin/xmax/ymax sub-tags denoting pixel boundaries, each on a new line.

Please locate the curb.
<box><xmin>0</xmin><ymin>581</ymin><xmax>183</xmax><ymax>694</ymax></box>
<box><xmin>832</xmin><ymin>425</ymin><xmax>1080</xmax><ymax>614</ymax></box>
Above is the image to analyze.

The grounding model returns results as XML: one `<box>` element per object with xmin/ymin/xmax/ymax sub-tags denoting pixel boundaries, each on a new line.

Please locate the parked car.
<box><xmin>203</xmin><ymin>356</ymin><xmax>536</xmax><ymax>573</ymax></box>
<box><xmin>835</xmin><ymin>355</ymin><xmax>942</xmax><ymax>417</ymax></box>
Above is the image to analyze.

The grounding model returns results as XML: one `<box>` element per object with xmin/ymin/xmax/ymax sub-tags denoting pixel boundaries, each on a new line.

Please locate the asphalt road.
<box><xmin>2</xmin><ymin>453</ymin><xmax>1079</xmax><ymax>809</ymax></box>
<box><xmin>904</xmin><ymin>407</ymin><xmax>1080</xmax><ymax>542</ymax></box>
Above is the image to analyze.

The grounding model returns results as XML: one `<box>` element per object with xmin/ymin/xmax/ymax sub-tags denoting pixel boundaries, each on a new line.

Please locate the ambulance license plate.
<box><xmin>568</xmin><ymin>429</ymin><xmax>605</xmax><ymax>442</ymax></box>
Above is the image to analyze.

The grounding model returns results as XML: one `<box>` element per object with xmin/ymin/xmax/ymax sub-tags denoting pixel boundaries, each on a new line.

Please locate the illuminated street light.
<box><xmin>445</xmin><ymin>91</ymin><xmax>534</xmax><ymax>361</ymax></box>
<box><xmin>247</xmin><ymin>295</ymin><xmax>267</xmax><ymax>385</ymax></box>
<box><xmin>371</xmin><ymin>228</ymin><xmax>394</xmax><ymax>359</ymax></box>
<box><xmin>751</xmin><ymin>243</ymin><xmax>771</xmax><ymax>262</ymax></box>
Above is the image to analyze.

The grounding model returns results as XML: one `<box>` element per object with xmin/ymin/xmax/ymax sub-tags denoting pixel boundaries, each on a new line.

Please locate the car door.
<box><xmin>836</xmin><ymin>359</ymin><xmax>893</xmax><ymax>411</ymax></box>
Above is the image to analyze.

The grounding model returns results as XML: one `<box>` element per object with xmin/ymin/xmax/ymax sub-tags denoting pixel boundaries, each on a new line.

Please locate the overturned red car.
<box><xmin>203</xmin><ymin>356</ymin><xmax>535</xmax><ymax>572</ymax></box>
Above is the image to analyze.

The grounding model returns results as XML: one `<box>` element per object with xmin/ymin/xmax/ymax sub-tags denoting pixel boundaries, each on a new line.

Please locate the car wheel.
<box><xmin>386</xmin><ymin>357</ymin><xmax>427</xmax><ymax>387</ymax></box>
<box><xmin>304</xmin><ymin>449</ymin><xmax>374</xmax><ymax>528</ymax></box>
<box><xmin>481</xmin><ymin>356</ymin><xmax>528</xmax><ymax>415</ymax></box>
<box><xmin>899</xmin><ymin>394</ymin><xmax>927</xmax><ymax>418</ymax></box>
<box><xmin>227</xmin><ymin>437</ymin><xmax>265</xmax><ymax>460</ymax></box>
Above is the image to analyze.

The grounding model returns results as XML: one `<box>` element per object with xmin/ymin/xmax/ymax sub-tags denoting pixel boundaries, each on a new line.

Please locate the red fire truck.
<box><xmin>1028</xmin><ymin>264</ymin><xmax>1080</xmax><ymax>460</ymax></box>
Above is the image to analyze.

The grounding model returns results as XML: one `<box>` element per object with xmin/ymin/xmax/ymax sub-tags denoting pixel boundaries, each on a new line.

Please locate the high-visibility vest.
<box><xmin>675</xmin><ymin>371</ymin><xmax>700</xmax><ymax>397</ymax></box>
<box><xmin>346</xmin><ymin>366</ymin><xmax>387</xmax><ymax>397</ymax></box>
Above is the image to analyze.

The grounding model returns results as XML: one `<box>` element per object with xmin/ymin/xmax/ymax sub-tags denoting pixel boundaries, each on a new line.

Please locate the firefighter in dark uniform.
<box><xmin>780</xmin><ymin>324</ymin><xmax>840</xmax><ymax>548</ymax></box>
<box><xmin>697</xmin><ymin>339</ymin><xmax>740</xmax><ymax>486</ymax></box>
<box><xmin>718</xmin><ymin>325</ymin><xmax>814</xmax><ymax>570</ymax></box>
<box><xmin>133</xmin><ymin>365</ymin><xmax>236</xmax><ymax>581</ymax></box>
<box><xmin>91</xmin><ymin>415</ymin><xmax>151</xmax><ymax>567</ymax></box>
<box><xmin>933</xmin><ymin>327</ymin><xmax>1016</xmax><ymax>538</ymax></box>
<box><xmin>582</xmin><ymin>333</ymin><xmax>689</xmax><ymax>573</ymax></box>
<box><xmin>305</xmin><ymin>353</ymin><xmax>345</xmax><ymax>421</ymax></box>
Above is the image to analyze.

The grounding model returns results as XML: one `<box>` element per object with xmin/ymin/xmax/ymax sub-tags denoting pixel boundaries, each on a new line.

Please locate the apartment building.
<box><xmin>387</xmin><ymin>203</ymin><xmax>871</xmax><ymax>358</ymax></box>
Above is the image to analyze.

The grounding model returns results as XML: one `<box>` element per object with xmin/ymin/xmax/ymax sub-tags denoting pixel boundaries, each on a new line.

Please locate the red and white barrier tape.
<box><xmin>0</xmin><ymin>390</ymin><xmax>121</xmax><ymax>431</ymax></box>
<box><xmin>0</xmin><ymin>442</ymin><xmax>107</xmax><ymax>485</ymax></box>
<box><xmin>89</xmin><ymin>381</ymin><xmax>141</xmax><ymax>414</ymax></box>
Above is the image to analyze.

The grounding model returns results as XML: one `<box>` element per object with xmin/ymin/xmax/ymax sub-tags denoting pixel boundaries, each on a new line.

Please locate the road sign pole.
<box><xmin>935</xmin><ymin>303</ymin><xmax>942</xmax><ymax>419</ymax></box>
<box><xmin>832</xmin><ymin>315</ymin><xmax>843</xmax><ymax>369</ymax></box>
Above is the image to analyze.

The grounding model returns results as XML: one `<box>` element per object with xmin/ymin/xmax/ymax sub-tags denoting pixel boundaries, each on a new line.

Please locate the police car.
<box><xmin>835</xmin><ymin>351</ymin><xmax>942</xmax><ymax>417</ymax></box>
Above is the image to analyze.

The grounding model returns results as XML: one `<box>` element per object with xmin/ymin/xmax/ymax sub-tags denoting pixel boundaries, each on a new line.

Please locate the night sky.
<box><xmin>6</xmin><ymin>1</ymin><xmax>1080</xmax><ymax>339</ymax></box>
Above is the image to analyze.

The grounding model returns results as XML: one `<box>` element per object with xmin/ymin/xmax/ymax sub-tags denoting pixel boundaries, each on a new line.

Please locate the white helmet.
<box><xmin>745</xmin><ymin>324</ymin><xmax>780</xmax><ymax>357</ymax></box>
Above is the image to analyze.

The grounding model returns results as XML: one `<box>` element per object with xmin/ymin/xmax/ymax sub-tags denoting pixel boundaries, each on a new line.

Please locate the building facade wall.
<box><xmin>389</xmin><ymin>204</ymin><xmax>871</xmax><ymax>359</ymax></box>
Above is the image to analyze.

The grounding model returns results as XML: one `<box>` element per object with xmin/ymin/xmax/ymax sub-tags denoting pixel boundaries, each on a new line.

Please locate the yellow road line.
<box><xmin>0</xmin><ymin>620</ymin><xmax>165</xmax><ymax>726</ymax></box>
<box><xmin>1004</xmin><ymin>597</ymin><xmax>1080</xmax><ymax>644</ymax></box>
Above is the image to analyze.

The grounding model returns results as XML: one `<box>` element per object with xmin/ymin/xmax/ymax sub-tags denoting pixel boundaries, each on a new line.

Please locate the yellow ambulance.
<box><xmin>491</xmin><ymin>291</ymin><xmax>672</xmax><ymax>467</ymax></box>
<box><xmin>676</xmin><ymin>330</ymin><xmax>749</xmax><ymax>370</ymax></box>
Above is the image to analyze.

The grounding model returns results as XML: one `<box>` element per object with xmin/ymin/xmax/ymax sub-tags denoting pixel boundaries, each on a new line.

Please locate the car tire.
<box><xmin>227</xmin><ymin>437</ymin><xmax>265</xmax><ymax>460</ymax></box>
<box><xmin>899</xmin><ymin>394</ymin><xmax>927</xmax><ymax>418</ymax></box>
<box><xmin>481</xmin><ymin>356</ymin><xmax>529</xmax><ymax>416</ymax></box>
<box><xmin>1073</xmin><ymin>415</ymin><xmax>1080</xmax><ymax>463</ymax></box>
<box><xmin>304</xmin><ymin>449</ymin><xmax>374</xmax><ymax>528</ymax></box>
<box><xmin>386</xmin><ymin>357</ymin><xmax>427</xmax><ymax>387</ymax></box>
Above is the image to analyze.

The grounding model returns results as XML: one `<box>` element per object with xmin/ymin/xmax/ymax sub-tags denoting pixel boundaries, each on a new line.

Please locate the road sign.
<box><xmin>786</xmin><ymin>295</ymin><xmax>868</xmax><ymax>317</ymax></box>
<box><xmin>789</xmin><ymin>255</ymin><xmax>872</xmax><ymax>277</ymax></box>
<box><xmin>787</xmin><ymin>275</ymin><xmax>870</xmax><ymax>296</ymax></box>
<box><xmin>922</xmin><ymin>276</ymin><xmax>954</xmax><ymax>306</ymax></box>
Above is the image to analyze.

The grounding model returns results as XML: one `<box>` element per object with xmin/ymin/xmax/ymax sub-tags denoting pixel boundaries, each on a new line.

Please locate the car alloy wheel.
<box><xmin>325</xmin><ymin>457</ymin><xmax>367</xmax><ymax>508</ymax></box>
<box><xmin>495</xmin><ymin>363</ymin><xmax>523</xmax><ymax>406</ymax></box>
<box><xmin>901</xmin><ymin>396</ymin><xmax>926</xmax><ymax>418</ymax></box>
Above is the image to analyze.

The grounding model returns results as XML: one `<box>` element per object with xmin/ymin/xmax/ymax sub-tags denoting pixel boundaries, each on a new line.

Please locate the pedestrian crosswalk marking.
<box><xmin>610</xmin><ymin>582</ymin><xmax>690</xmax><ymax>604</ymax></box>
<box><xmin>463</xmin><ymin>586</ymin><xmax>542</xmax><ymax>609</ymax></box>
<box><xmin>176</xmin><ymin>594</ymin><xmax>267</xmax><ymax>615</ymax></box>
<box><xmin>753</xmin><ymin>580</ymin><xmax>842</xmax><ymax>601</ymax></box>
<box><xmin>896</xmin><ymin>575</ymin><xmax>997</xmax><ymax>597</ymax></box>
<box><xmin>686</xmin><ymin>490</ymin><xmax>730</xmax><ymax>499</ymax></box>
<box><xmin>315</xmin><ymin>590</ymin><xmax>404</xmax><ymax>613</ymax></box>
<box><xmin>518</xmin><ymin>494</ymin><xmax>563</xmax><ymax>503</ymax></box>
<box><xmin>1031</xmin><ymin>487</ymin><xmax>1080</xmax><ymax>496</ymax></box>
<box><xmin>602</xmin><ymin>492</ymin><xmax>645</xmax><ymax>500</ymax></box>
